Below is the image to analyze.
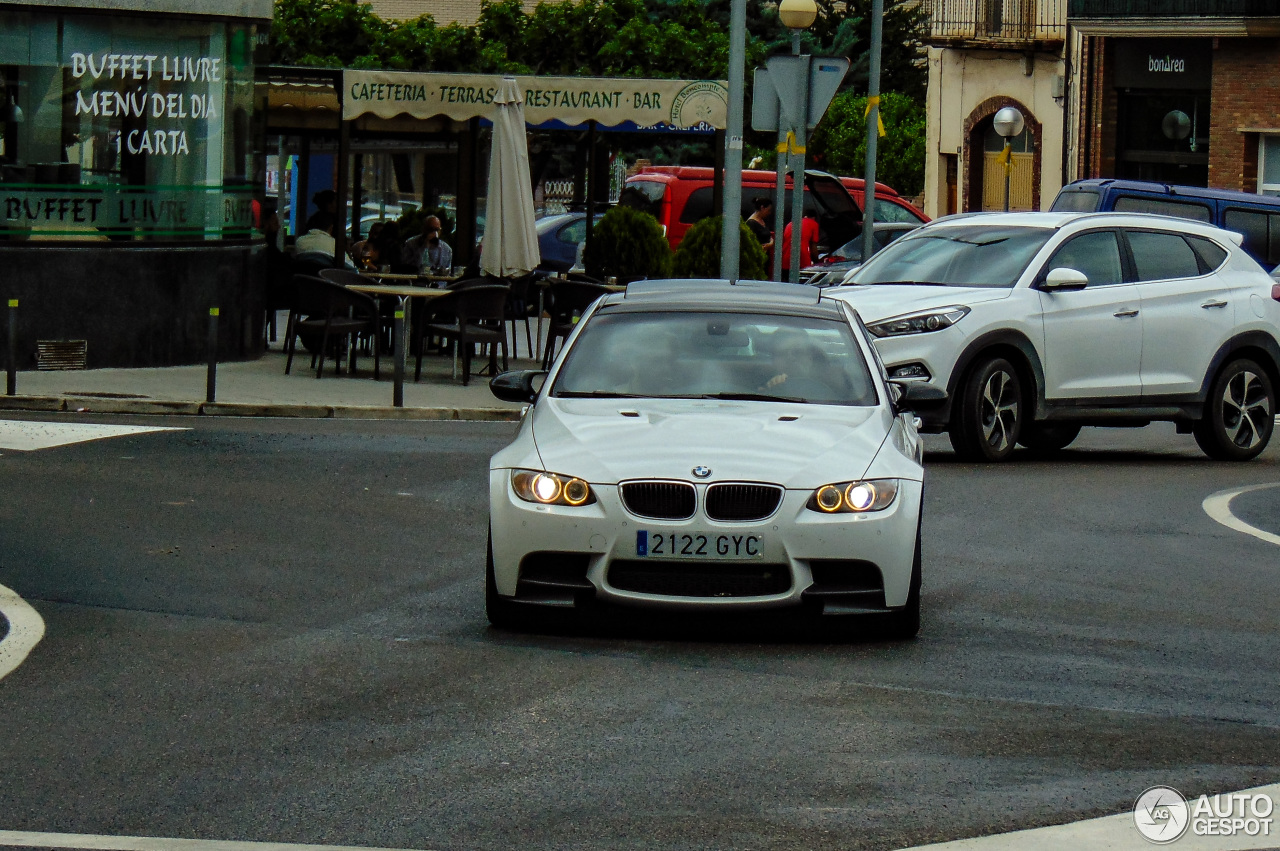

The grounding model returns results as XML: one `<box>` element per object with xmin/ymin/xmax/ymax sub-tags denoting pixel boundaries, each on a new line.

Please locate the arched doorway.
<box><xmin>963</xmin><ymin>97</ymin><xmax>1042</xmax><ymax>212</ymax></box>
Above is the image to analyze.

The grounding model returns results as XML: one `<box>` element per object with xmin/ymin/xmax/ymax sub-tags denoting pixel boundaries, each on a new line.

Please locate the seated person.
<box><xmin>294</xmin><ymin>211</ymin><xmax>356</xmax><ymax>269</ymax></box>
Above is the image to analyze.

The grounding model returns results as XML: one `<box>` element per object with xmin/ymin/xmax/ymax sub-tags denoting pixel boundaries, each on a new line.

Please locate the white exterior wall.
<box><xmin>923</xmin><ymin>43</ymin><xmax>1068</xmax><ymax>217</ymax></box>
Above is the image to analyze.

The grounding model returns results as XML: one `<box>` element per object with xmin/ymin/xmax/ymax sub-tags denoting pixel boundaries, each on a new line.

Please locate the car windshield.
<box><xmin>551</xmin><ymin>310</ymin><xmax>878</xmax><ymax>406</ymax></box>
<box><xmin>850</xmin><ymin>225</ymin><xmax>1054</xmax><ymax>288</ymax></box>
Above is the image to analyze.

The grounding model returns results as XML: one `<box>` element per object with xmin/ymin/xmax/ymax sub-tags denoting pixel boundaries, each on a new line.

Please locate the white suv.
<box><xmin>828</xmin><ymin>212</ymin><xmax>1280</xmax><ymax>461</ymax></box>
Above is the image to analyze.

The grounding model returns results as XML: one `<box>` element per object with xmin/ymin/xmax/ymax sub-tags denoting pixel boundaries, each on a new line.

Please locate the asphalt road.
<box><xmin>0</xmin><ymin>414</ymin><xmax>1278</xmax><ymax>851</ymax></box>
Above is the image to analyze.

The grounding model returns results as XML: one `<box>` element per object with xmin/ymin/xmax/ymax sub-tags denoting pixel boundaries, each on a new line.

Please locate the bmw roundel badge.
<box><xmin>692</xmin><ymin>466</ymin><xmax>712</xmax><ymax>478</ymax></box>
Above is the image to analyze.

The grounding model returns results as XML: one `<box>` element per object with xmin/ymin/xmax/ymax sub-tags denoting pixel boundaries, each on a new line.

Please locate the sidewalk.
<box><xmin>0</xmin><ymin>342</ymin><xmax>533</xmax><ymax>421</ymax></box>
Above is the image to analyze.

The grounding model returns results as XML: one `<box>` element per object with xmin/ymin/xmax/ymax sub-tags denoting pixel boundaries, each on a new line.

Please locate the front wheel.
<box><xmin>949</xmin><ymin>356</ymin><xmax>1025</xmax><ymax>462</ymax></box>
<box><xmin>1193</xmin><ymin>359</ymin><xmax>1275</xmax><ymax>461</ymax></box>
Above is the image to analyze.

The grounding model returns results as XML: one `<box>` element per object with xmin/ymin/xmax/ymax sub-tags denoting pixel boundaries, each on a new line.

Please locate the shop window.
<box><xmin>1257</xmin><ymin>136</ymin><xmax>1280</xmax><ymax>197</ymax></box>
<box><xmin>1126</xmin><ymin>230</ymin><xmax>1202</xmax><ymax>281</ymax></box>
<box><xmin>0</xmin><ymin>8</ymin><xmax>257</xmax><ymax>242</ymax></box>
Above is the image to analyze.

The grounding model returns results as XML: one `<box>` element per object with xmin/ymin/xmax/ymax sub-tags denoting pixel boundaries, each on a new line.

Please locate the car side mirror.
<box><xmin>1041</xmin><ymin>267</ymin><xmax>1089</xmax><ymax>291</ymax></box>
<box><xmin>490</xmin><ymin>369</ymin><xmax>546</xmax><ymax>404</ymax></box>
<box><xmin>889</xmin><ymin>380</ymin><xmax>948</xmax><ymax>414</ymax></box>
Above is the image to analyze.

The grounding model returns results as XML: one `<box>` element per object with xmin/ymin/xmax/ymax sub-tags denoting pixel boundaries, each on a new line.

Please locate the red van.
<box><xmin>838</xmin><ymin>176</ymin><xmax>929</xmax><ymax>225</ymax></box>
<box><xmin>623</xmin><ymin>165</ymin><xmax>926</xmax><ymax>253</ymax></box>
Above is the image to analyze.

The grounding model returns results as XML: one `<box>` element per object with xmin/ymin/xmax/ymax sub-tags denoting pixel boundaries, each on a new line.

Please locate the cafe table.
<box><xmin>360</xmin><ymin>270</ymin><xmax>461</xmax><ymax>287</ymax></box>
<box><xmin>345</xmin><ymin>282</ymin><xmax>449</xmax><ymax>407</ymax></box>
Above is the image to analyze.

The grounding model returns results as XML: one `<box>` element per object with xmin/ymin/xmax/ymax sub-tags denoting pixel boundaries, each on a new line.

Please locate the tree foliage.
<box><xmin>671</xmin><ymin>216</ymin><xmax>767</xmax><ymax>280</ymax></box>
<box><xmin>808</xmin><ymin>90</ymin><xmax>925</xmax><ymax>196</ymax></box>
<box><xmin>584</xmin><ymin>205</ymin><xmax>672</xmax><ymax>280</ymax></box>
<box><xmin>270</xmin><ymin>0</ymin><xmax>925</xmax><ymax>96</ymax></box>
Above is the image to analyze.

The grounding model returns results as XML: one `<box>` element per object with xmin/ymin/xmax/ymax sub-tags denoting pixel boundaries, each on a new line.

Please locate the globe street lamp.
<box><xmin>776</xmin><ymin>0</ymin><xmax>817</xmax><ymax>282</ymax></box>
<box><xmin>993</xmin><ymin>106</ymin><xmax>1024</xmax><ymax>213</ymax></box>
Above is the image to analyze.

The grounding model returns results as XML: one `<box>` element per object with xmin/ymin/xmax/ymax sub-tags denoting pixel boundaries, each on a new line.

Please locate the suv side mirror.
<box><xmin>1041</xmin><ymin>267</ymin><xmax>1089</xmax><ymax>291</ymax></box>
<box><xmin>490</xmin><ymin>369</ymin><xmax>546</xmax><ymax>404</ymax></box>
<box><xmin>889</xmin><ymin>380</ymin><xmax>948</xmax><ymax>414</ymax></box>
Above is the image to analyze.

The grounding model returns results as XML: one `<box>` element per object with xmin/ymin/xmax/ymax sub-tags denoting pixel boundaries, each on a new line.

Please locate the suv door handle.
<box><xmin>1201</xmin><ymin>300</ymin><xmax>1228</xmax><ymax>309</ymax></box>
<box><xmin>1113</xmin><ymin>309</ymin><xmax>1140</xmax><ymax>318</ymax></box>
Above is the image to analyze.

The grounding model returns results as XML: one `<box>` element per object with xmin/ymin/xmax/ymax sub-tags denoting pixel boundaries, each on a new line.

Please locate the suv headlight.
<box><xmin>807</xmin><ymin>479</ymin><xmax>899</xmax><ymax>513</ymax></box>
<box><xmin>511</xmin><ymin>469</ymin><xmax>595</xmax><ymax>506</ymax></box>
<box><xmin>867</xmin><ymin>306</ymin><xmax>970</xmax><ymax>337</ymax></box>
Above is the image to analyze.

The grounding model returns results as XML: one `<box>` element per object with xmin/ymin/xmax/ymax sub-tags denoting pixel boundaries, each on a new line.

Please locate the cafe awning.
<box><xmin>342</xmin><ymin>70</ymin><xmax>729</xmax><ymax>129</ymax></box>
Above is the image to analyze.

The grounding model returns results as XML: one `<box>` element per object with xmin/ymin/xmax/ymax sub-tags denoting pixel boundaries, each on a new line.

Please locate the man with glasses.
<box><xmin>403</xmin><ymin>215</ymin><xmax>454</xmax><ymax>274</ymax></box>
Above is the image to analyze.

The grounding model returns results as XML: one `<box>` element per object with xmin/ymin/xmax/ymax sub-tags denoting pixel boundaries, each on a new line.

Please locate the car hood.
<box><xmin>530</xmin><ymin>398</ymin><xmax>891</xmax><ymax>488</ymax></box>
<box><xmin>828</xmin><ymin>284</ymin><xmax>1012</xmax><ymax>322</ymax></box>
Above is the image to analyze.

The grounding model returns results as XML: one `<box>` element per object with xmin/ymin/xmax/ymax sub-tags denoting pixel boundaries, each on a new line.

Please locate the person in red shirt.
<box><xmin>780</xmin><ymin>213</ymin><xmax>820</xmax><ymax>282</ymax></box>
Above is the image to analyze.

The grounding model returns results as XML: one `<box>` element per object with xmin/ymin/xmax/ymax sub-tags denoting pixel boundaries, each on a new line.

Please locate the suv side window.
<box><xmin>1223</xmin><ymin>207</ymin><xmax>1280</xmax><ymax>266</ymax></box>
<box><xmin>1126</xmin><ymin>230</ymin><xmax>1203</xmax><ymax>281</ymax></box>
<box><xmin>1184</xmin><ymin>235</ymin><xmax>1228</xmax><ymax>272</ymax></box>
<box><xmin>1045</xmin><ymin>230</ymin><xmax>1124</xmax><ymax>286</ymax></box>
<box><xmin>1113</xmin><ymin>195</ymin><xmax>1212</xmax><ymax>223</ymax></box>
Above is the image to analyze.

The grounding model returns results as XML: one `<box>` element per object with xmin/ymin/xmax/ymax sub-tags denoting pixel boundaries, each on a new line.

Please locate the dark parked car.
<box><xmin>798</xmin><ymin>222</ymin><xmax>922</xmax><ymax>287</ymax></box>
<box><xmin>536</xmin><ymin>212</ymin><xmax>603</xmax><ymax>273</ymax></box>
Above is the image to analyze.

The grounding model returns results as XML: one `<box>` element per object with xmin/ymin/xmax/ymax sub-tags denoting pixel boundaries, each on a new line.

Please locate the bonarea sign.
<box><xmin>343</xmin><ymin>70</ymin><xmax>729</xmax><ymax>129</ymax></box>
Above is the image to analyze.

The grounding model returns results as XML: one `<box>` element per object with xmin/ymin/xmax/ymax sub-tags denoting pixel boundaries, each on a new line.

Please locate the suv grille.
<box><xmin>608</xmin><ymin>561</ymin><xmax>792</xmax><ymax>597</ymax></box>
<box><xmin>705</xmin><ymin>483</ymin><xmax>783</xmax><ymax>521</ymax></box>
<box><xmin>620</xmin><ymin>481</ymin><xmax>696</xmax><ymax>520</ymax></box>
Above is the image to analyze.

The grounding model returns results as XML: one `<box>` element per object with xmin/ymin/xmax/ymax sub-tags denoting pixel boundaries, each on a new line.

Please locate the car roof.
<box><xmin>917</xmin><ymin>210</ymin><xmax>1242</xmax><ymax>243</ymax></box>
<box><xmin>1063</xmin><ymin>178</ymin><xmax>1280</xmax><ymax>207</ymax></box>
<box><xmin>599</xmin><ymin>279</ymin><xmax>847</xmax><ymax>319</ymax></box>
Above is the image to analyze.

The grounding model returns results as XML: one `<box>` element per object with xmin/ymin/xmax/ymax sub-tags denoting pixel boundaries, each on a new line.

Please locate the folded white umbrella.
<box><xmin>480</xmin><ymin>78</ymin><xmax>540</xmax><ymax>278</ymax></box>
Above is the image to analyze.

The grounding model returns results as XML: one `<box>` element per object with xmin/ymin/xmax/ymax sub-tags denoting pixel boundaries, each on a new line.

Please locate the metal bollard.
<box><xmin>6</xmin><ymin>299</ymin><xmax>16</xmax><ymax>397</ymax></box>
<box><xmin>206</xmin><ymin>307</ymin><xmax>219</xmax><ymax>404</ymax></box>
<box><xmin>393</xmin><ymin>302</ymin><xmax>406</xmax><ymax>408</ymax></box>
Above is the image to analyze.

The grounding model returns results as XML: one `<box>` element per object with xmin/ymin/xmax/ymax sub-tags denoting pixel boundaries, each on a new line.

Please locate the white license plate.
<box><xmin>636</xmin><ymin>530</ymin><xmax>764</xmax><ymax>559</ymax></box>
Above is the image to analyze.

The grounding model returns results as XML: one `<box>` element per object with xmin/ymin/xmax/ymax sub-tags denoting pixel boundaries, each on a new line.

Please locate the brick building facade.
<box><xmin>1069</xmin><ymin>6</ymin><xmax>1280</xmax><ymax>196</ymax></box>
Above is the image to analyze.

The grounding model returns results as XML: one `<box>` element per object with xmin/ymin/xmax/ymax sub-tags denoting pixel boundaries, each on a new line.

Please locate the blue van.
<box><xmin>1050</xmin><ymin>179</ymin><xmax>1280</xmax><ymax>268</ymax></box>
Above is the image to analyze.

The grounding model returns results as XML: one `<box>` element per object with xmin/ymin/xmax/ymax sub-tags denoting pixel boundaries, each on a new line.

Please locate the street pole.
<box><xmin>720</xmin><ymin>0</ymin><xmax>747</xmax><ymax>280</ymax></box>
<box><xmin>772</xmin><ymin>126</ymin><xmax>786</xmax><ymax>281</ymax></box>
<box><xmin>788</xmin><ymin>38</ymin><xmax>810</xmax><ymax>283</ymax></box>
<box><xmin>1003</xmin><ymin>141</ymin><xmax>1012</xmax><ymax>212</ymax></box>
<box><xmin>861</xmin><ymin>0</ymin><xmax>885</xmax><ymax>265</ymax></box>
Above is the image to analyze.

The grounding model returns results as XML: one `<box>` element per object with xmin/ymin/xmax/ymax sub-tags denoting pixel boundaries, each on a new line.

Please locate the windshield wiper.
<box><xmin>555</xmin><ymin>390</ymin><xmax>648</xmax><ymax>398</ymax></box>
<box><xmin>698</xmin><ymin>392</ymin><xmax>809</xmax><ymax>403</ymax></box>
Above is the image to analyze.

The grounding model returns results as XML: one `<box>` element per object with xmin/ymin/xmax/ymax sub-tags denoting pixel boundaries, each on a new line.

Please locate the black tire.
<box><xmin>1193</xmin><ymin>358</ymin><xmax>1275</xmax><ymax>461</ymax></box>
<box><xmin>881</xmin><ymin>525</ymin><xmax>922</xmax><ymax>640</ymax></box>
<box><xmin>1017</xmin><ymin>422</ymin><xmax>1081</xmax><ymax>453</ymax></box>
<box><xmin>949</xmin><ymin>356</ymin><xmax>1025</xmax><ymax>462</ymax></box>
<box><xmin>485</xmin><ymin>529</ymin><xmax>527</xmax><ymax>631</ymax></box>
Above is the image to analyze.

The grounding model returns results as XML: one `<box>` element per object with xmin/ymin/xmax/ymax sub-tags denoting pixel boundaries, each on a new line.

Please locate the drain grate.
<box><xmin>36</xmin><ymin>340</ymin><xmax>88</xmax><ymax>370</ymax></box>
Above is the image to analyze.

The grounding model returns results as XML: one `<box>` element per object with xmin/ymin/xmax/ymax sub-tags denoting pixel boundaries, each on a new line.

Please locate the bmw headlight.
<box><xmin>807</xmin><ymin>479</ymin><xmax>899</xmax><ymax>513</ymax></box>
<box><xmin>511</xmin><ymin>470</ymin><xmax>595</xmax><ymax>506</ymax></box>
<box><xmin>867</xmin><ymin>306</ymin><xmax>970</xmax><ymax>338</ymax></box>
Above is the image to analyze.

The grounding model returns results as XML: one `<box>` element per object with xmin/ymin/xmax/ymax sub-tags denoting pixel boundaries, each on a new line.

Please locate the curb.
<box><xmin>0</xmin><ymin>395</ymin><xmax>522</xmax><ymax>422</ymax></box>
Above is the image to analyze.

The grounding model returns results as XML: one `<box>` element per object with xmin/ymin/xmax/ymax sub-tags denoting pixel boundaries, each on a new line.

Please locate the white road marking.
<box><xmin>897</xmin><ymin>782</ymin><xmax>1280</xmax><ymax>850</ymax></box>
<box><xmin>0</xmin><ymin>582</ymin><xmax>45</xmax><ymax>682</ymax></box>
<box><xmin>1203</xmin><ymin>482</ymin><xmax>1280</xmax><ymax>548</ymax></box>
<box><xmin>0</xmin><ymin>420</ymin><xmax>185</xmax><ymax>452</ymax></box>
<box><xmin>0</xmin><ymin>832</ymin><xmax>434</xmax><ymax>851</ymax></box>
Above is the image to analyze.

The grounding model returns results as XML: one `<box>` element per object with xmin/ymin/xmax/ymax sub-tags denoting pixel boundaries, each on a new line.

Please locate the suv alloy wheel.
<box><xmin>950</xmin><ymin>357</ymin><xmax>1025</xmax><ymax>462</ymax></box>
<box><xmin>1193</xmin><ymin>358</ymin><xmax>1276</xmax><ymax>461</ymax></box>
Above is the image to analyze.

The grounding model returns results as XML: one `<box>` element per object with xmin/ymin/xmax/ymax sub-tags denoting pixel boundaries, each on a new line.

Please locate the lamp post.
<box><xmin>993</xmin><ymin>106</ymin><xmax>1024</xmax><ymax>213</ymax></box>
<box><xmin>860</xmin><ymin>0</ymin><xmax>884</xmax><ymax>265</ymax></box>
<box><xmin>778</xmin><ymin>0</ymin><xmax>817</xmax><ymax>283</ymax></box>
<box><xmin>719</xmin><ymin>0</ymin><xmax>747</xmax><ymax>280</ymax></box>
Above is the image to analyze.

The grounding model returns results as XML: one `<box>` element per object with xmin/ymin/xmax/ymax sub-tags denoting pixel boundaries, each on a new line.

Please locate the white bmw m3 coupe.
<box><xmin>486</xmin><ymin>280</ymin><xmax>945</xmax><ymax>638</ymax></box>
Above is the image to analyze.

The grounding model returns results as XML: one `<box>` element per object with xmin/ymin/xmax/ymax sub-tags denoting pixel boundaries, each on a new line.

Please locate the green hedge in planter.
<box><xmin>584</xmin><ymin>205</ymin><xmax>672</xmax><ymax>281</ymax></box>
<box><xmin>671</xmin><ymin>216</ymin><xmax>768</xmax><ymax>280</ymax></box>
